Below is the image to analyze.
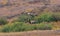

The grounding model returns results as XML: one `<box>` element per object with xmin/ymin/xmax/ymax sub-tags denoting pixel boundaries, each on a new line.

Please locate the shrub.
<box><xmin>17</xmin><ymin>13</ymin><xmax>35</xmax><ymax>23</ymax></box>
<box><xmin>35</xmin><ymin>12</ymin><xmax>56</xmax><ymax>23</ymax></box>
<box><xmin>0</xmin><ymin>22</ymin><xmax>52</xmax><ymax>32</ymax></box>
<box><xmin>0</xmin><ymin>18</ymin><xmax>8</xmax><ymax>25</ymax></box>
<box><xmin>17</xmin><ymin>14</ymin><xmax>28</xmax><ymax>22</ymax></box>
<box><xmin>17</xmin><ymin>14</ymin><xmax>29</xmax><ymax>22</ymax></box>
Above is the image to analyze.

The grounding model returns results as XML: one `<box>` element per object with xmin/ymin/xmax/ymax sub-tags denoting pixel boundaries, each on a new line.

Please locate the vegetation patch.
<box><xmin>0</xmin><ymin>22</ymin><xmax>52</xmax><ymax>32</ymax></box>
<box><xmin>0</xmin><ymin>18</ymin><xmax>8</xmax><ymax>25</ymax></box>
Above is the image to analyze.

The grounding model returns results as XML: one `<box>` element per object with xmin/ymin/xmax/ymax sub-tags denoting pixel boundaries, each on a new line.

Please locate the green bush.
<box><xmin>0</xmin><ymin>18</ymin><xmax>8</xmax><ymax>25</ymax></box>
<box><xmin>35</xmin><ymin>12</ymin><xmax>56</xmax><ymax>23</ymax></box>
<box><xmin>17</xmin><ymin>14</ymin><xmax>35</xmax><ymax>23</ymax></box>
<box><xmin>0</xmin><ymin>22</ymin><xmax>52</xmax><ymax>32</ymax></box>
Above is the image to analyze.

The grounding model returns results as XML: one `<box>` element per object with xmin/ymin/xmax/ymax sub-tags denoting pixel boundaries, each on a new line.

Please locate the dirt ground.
<box><xmin>0</xmin><ymin>30</ymin><xmax>60</xmax><ymax>36</ymax></box>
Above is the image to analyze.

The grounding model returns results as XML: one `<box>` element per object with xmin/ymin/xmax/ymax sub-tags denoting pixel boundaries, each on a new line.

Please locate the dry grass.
<box><xmin>0</xmin><ymin>30</ymin><xmax>60</xmax><ymax>36</ymax></box>
<box><xmin>50</xmin><ymin>21</ymin><xmax>60</xmax><ymax>30</ymax></box>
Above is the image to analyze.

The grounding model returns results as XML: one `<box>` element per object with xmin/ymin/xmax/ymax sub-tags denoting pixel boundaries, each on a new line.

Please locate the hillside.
<box><xmin>0</xmin><ymin>0</ymin><xmax>60</xmax><ymax>35</ymax></box>
<box><xmin>0</xmin><ymin>0</ymin><xmax>60</xmax><ymax>19</ymax></box>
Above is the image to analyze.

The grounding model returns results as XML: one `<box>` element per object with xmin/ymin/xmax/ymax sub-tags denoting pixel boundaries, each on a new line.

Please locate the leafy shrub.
<box><xmin>35</xmin><ymin>12</ymin><xmax>56</xmax><ymax>23</ymax></box>
<box><xmin>0</xmin><ymin>22</ymin><xmax>52</xmax><ymax>32</ymax></box>
<box><xmin>0</xmin><ymin>18</ymin><xmax>8</xmax><ymax>25</ymax></box>
<box><xmin>17</xmin><ymin>14</ymin><xmax>29</xmax><ymax>22</ymax></box>
<box><xmin>17</xmin><ymin>13</ymin><xmax>34</xmax><ymax>23</ymax></box>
